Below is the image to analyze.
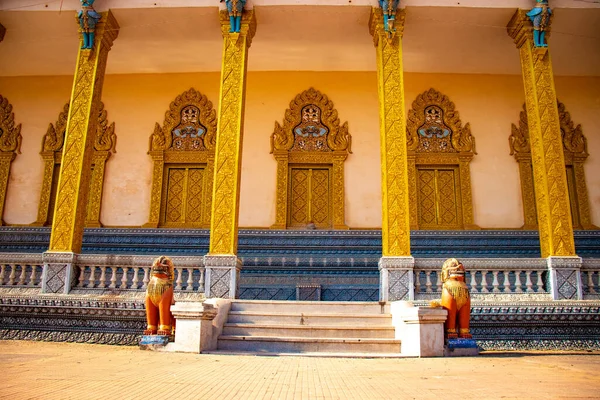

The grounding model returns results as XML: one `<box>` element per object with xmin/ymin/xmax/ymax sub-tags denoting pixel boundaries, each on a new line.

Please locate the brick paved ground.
<box><xmin>1</xmin><ymin>340</ymin><xmax>599</xmax><ymax>399</ymax></box>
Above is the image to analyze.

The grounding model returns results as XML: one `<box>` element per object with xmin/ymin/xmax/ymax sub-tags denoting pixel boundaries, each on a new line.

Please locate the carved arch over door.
<box><xmin>145</xmin><ymin>88</ymin><xmax>217</xmax><ymax>228</ymax></box>
<box><xmin>509</xmin><ymin>101</ymin><xmax>597</xmax><ymax>230</ymax></box>
<box><xmin>0</xmin><ymin>95</ymin><xmax>22</xmax><ymax>225</ymax></box>
<box><xmin>34</xmin><ymin>102</ymin><xmax>116</xmax><ymax>227</ymax></box>
<box><xmin>271</xmin><ymin>87</ymin><xmax>351</xmax><ymax>229</ymax></box>
<box><xmin>406</xmin><ymin>88</ymin><xmax>478</xmax><ymax>230</ymax></box>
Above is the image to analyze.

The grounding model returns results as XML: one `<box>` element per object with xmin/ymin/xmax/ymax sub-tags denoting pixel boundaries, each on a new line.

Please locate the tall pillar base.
<box><xmin>547</xmin><ymin>256</ymin><xmax>583</xmax><ymax>300</ymax></box>
<box><xmin>203</xmin><ymin>255</ymin><xmax>241</xmax><ymax>299</ymax></box>
<box><xmin>379</xmin><ymin>256</ymin><xmax>414</xmax><ymax>302</ymax></box>
<box><xmin>41</xmin><ymin>252</ymin><xmax>77</xmax><ymax>294</ymax></box>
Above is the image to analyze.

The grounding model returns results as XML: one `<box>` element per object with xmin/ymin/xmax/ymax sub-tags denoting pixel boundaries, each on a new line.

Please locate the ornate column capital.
<box><xmin>369</xmin><ymin>7</ymin><xmax>405</xmax><ymax>46</ymax></box>
<box><xmin>507</xmin><ymin>8</ymin><xmax>553</xmax><ymax>52</ymax></box>
<box><xmin>219</xmin><ymin>9</ymin><xmax>257</xmax><ymax>48</ymax></box>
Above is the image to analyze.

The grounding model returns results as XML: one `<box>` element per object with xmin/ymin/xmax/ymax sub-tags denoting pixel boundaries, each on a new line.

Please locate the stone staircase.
<box><xmin>211</xmin><ymin>300</ymin><xmax>402</xmax><ymax>356</ymax></box>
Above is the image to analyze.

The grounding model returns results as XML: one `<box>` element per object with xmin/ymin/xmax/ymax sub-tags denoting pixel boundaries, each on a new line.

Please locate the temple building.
<box><xmin>0</xmin><ymin>0</ymin><xmax>598</xmax><ymax>351</ymax></box>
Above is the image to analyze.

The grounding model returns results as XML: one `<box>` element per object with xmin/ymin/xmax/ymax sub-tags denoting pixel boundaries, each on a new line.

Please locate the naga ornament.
<box><xmin>144</xmin><ymin>256</ymin><xmax>175</xmax><ymax>336</ymax></box>
<box><xmin>527</xmin><ymin>0</ymin><xmax>552</xmax><ymax>47</ymax></box>
<box><xmin>77</xmin><ymin>0</ymin><xmax>101</xmax><ymax>49</ymax></box>
<box><xmin>439</xmin><ymin>258</ymin><xmax>472</xmax><ymax>339</ymax></box>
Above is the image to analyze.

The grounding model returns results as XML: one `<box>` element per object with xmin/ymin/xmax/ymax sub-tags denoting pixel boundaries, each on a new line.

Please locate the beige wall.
<box><xmin>1</xmin><ymin>72</ymin><xmax>599</xmax><ymax>229</ymax></box>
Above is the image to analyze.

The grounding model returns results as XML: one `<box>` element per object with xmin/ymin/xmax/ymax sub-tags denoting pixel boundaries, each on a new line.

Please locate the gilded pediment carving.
<box><xmin>0</xmin><ymin>95</ymin><xmax>22</xmax><ymax>154</ymax></box>
<box><xmin>271</xmin><ymin>87</ymin><xmax>351</xmax><ymax>154</ymax></box>
<box><xmin>406</xmin><ymin>88</ymin><xmax>475</xmax><ymax>154</ymax></box>
<box><xmin>149</xmin><ymin>88</ymin><xmax>217</xmax><ymax>152</ymax></box>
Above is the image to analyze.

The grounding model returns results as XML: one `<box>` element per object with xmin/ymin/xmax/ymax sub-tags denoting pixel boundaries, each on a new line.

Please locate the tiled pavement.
<box><xmin>1</xmin><ymin>340</ymin><xmax>599</xmax><ymax>399</ymax></box>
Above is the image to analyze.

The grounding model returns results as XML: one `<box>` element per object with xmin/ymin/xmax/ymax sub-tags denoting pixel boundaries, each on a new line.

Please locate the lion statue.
<box><xmin>432</xmin><ymin>258</ymin><xmax>472</xmax><ymax>339</ymax></box>
<box><xmin>144</xmin><ymin>256</ymin><xmax>175</xmax><ymax>336</ymax></box>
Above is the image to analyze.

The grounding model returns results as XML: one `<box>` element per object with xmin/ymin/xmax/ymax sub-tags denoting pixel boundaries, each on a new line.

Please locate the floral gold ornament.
<box><xmin>270</xmin><ymin>88</ymin><xmax>351</xmax><ymax>230</ymax></box>
<box><xmin>0</xmin><ymin>95</ymin><xmax>22</xmax><ymax>225</ymax></box>
<box><xmin>406</xmin><ymin>88</ymin><xmax>477</xmax><ymax>231</ymax></box>
<box><xmin>508</xmin><ymin>10</ymin><xmax>576</xmax><ymax>258</ymax></box>
<box><xmin>35</xmin><ymin>102</ymin><xmax>116</xmax><ymax>227</ymax></box>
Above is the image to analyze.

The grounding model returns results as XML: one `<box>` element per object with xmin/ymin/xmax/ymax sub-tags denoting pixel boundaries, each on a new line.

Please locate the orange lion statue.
<box><xmin>438</xmin><ymin>258</ymin><xmax>472</xmax><ymax>339</ymax></box>
<box><xmin>144</xmin><ymin>256</ymin><xmax>175</xmax><ymax>336</ymax></box>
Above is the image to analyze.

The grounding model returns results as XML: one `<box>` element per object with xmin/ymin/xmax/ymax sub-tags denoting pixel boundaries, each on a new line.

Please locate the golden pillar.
<box><xmin>507</xmin><ymin>10</ymin><xmax>581</xmax><ymax>300</ymax></box>
<box><xmin>204</xmin><ymin>10</ymin><xmax>256</xmax><ymax>299</ymax></box>
<box><xmin>42</xmin><ymin>11</ymin><xmax>119</xmax><ymax>294</ymax></box>
<box><xmin>369</xmin><ymin>8</ymin><xmax>414</xmax><ymax>301</ymax></box>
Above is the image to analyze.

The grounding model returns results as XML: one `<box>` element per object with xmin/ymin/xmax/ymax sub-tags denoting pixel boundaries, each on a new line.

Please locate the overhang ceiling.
<box><xmin>0</xmin><ymin>5</ymin><xmax>598</xmax><ymax>77</ymax></box>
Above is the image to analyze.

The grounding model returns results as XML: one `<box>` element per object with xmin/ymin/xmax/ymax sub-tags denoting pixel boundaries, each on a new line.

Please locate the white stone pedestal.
<box><xmin>391</xmin><ymin>301</ymin><xmax>447</xmax><ymax>357</ymax></box>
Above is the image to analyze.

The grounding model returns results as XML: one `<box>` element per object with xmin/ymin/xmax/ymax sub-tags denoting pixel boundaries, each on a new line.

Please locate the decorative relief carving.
<box><xmin>36</xmin><ymin>102</ymin><xmax>116</xmax><ymax>227</ymax></box>
<box><xmin>49</xmin><ymin>11</ymin><xmax>119</xmax><ymax>253</ymax></box>
<box><xmin>510</xmin><ymin>101</ymin><xmax>596</xmax><ymax>230</ymax></box>
<box><xmin>146</xmin><ymin>88</ymin><xmax>217</xmax><ymax>228</ymax></box>
<box><xmin>270</xmin><ymin>88</ymin><xmax>351</xmax><ymax>230</ymax></box>
<box><xmin>0</xmin><ymin>95</ymin><xmax>22</xmax><ymax>225</ymax></box>
<box><xmin>406</xmin><ymin>89</ymin><xmax>477</xmax><ymax>230</ymax></box>
<box><xmin>508</xmin><ymin>9</ymin><xmax>576</xmax><ymax>258</ymax></box>
<box><xmin>208</xmin><ymin>10</ymin><xmax>256</xmax><ymax>255</ymax></box>
<box><xmin>369</xmin><ymin>8</ymin><xmax>411</xmax><ymax>256</ymax></box>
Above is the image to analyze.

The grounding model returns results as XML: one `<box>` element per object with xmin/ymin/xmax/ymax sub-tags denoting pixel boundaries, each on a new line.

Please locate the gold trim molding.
<box><xmin>406</xmin><ymin>88</ymin><xmax>478</xmax><ymax>230</ymax></box>
<box><xmin>509</xmin><ymin>101</ymin><xmax>597</xmax><ymax>230</ymax></box>
<box><xmin>270</xmin><ymin>87</ymin><xmax>351</xmax><ymax>230</ymax></box>
<box><xmin>145</xmin><ymin>88</ymin><xmax>217</xmax><ymax>228</ymax></box>
<box><xmin>0</xmin><ymin>95</ymin><xmax>22</xmax><ymax>225</ymax></box>
<box><xmin>34</xmin><ymin>101</ymin><xmax>116</xmax><ymax>227</ymax></box>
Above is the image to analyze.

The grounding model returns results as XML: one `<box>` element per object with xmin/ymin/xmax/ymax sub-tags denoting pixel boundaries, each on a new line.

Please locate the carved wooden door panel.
<box><xmin>288</xmin><ymin>167</ymin><xmax>331</xmax><ymax>228</ymax></box>
<box><xmin>416</xmin><ymin>166</ymin><xmax>462</xmax><ymax>229</ymax></box>
<box><xmin>161</xmin><ymin>165</ymin><xmax>206</xmax><ymax>227</ymax></box>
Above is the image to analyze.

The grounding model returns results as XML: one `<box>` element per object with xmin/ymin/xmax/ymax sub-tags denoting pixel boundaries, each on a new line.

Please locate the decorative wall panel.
<box><xmin>0</xmin><ymin>95</ymin><xmax>22</xmax><ymax>225</ymax></box>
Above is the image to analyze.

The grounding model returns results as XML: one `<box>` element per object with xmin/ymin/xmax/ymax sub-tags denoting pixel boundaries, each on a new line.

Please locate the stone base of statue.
<box><xmin>444</xmin><ymin>338</ymin><xmax>479</xmax><ymax>357</ymax></box>
<box><xmin>139</xmin><ymin>334</ymin><xmax>172</xmax><ymax>350</ymax></box>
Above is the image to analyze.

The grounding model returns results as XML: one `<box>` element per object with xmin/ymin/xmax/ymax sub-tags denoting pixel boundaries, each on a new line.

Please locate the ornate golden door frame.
<box><xmin>270</xmin><ymin>88</ymin><xmax>351</xmax><ymax>230</ymax></box>
<box><xmin>34</xmin><ymin>102</ymin><xmax>115</xmax><ymax>227</ymax></box>
<box><xmin>406</xmin><ymin>88</ymin><xmax>478</xmax><ymax>230</ymax></box>
<box><xmin>509</xmin><ymin>101</ymin><xmax>597</xmax><ymax>230</ymax></box>
<box><xmin>145</xmin><ymin>88</ymin><xmax>216</xmax><ymax>229</ymax></box>
<box><xmin>0</xmin><ymin>95</ymin><xmax>22</xmax><ymax>225</ymax></box>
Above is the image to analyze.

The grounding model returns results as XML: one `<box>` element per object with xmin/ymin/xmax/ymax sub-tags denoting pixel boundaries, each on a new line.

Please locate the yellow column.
<box><xmin>42</xmin><ymin>12</ymin><xmax>119</xmax><ymax>294</ymax></box>
<box><xmin>507</xmin><ymin>10</ymin><xmax>581</xmax><ymax>300</ymax></box>
<box><xmin>369</xmin><ymin>8</ymin><xmax>414</xmax><ymax>301</ymax></box>
<box><xmin>204</xmin><ymin>10</ymin><xmax>256</xmax><ymax>299</ymax></box>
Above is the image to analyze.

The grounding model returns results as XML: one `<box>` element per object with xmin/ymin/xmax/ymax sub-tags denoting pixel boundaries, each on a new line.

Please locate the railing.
<box><xmin>0</xmin><ymin>254</ymin><xmax>205</xmax><ymax>293</ymax></box>
<box><xmin>582</xmin><ymin>258</ymin><xmax>600</xmax><ymax>297</ymax></box>
<box><xmin>414</xmin><ymin>258</ymin><xmax>549</xmax><ymax>296</ymax></box>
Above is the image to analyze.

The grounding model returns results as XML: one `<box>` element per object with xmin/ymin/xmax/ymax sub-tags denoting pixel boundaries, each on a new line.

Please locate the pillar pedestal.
<box><xmin>379</xmin><ymin>256</ymin><xmax>414</xmax><ymax>302</ymax></box>
<box><xmin>41</xmin><ymin>252</ymin><xmax>77</xmax><ymax>294</ymax></box>
<box><xmin>548</xmin><ymin>256</ymin><xmax>583</xmax><ymax>300</ymax></box>
<box><xmin>204</xmin><ymin>255</ymin><xmax>241</xmax><ymax>299</ymax></box>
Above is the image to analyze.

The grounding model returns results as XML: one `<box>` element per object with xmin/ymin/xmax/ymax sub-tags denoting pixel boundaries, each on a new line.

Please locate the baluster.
<box><xmin>586</xmin><ymin>271</ymin><xmax>595</xmax><ymax>295</ymax></box>
<box><xmin>469</xmin><ymin>271</ymin><xmax>478</xmax><ymax>293</ymax></box>
<box><xmin>120</xmin><ymin>267</ymin><xmax>129</xmax><ymax>289</ymax></box>
<box><xmin>77</xmin><ymin>266</ymin><xmax>87</xmax><ymax>288</ymax></box>
<box><xmin>525</xmin><ymin>271</ymin><xmax>533</xmax><ymax>293</ymax></box>
<box><xmin>0</xmin><ymin>264</ymin><xmax>5</xmax><ymax>285</ymax></box>
<box><xmin>414</xmin><ymin>271</ymin><xmax>421</xmax><ymax>294</ymax></box>
<box><xmin>142</xmin><ymin>267</ymin><xmax>150</xmax><ymax>289</ymax></box>
<box><xmin>199</xmin><ymin>269</ymin><xmax>205</xmax><ymax>293</ymax></box>
<box><xmin>481</xmin><ymin>270</ymin><xmax>490</xmax><ymax>293</ymax></box>
<box><xmin>492</xmin><ymin>271</ymin><xmax>500</xmax><ymax>293</ymax></box>
<box><xmin>18</xmin><ymin>265</ymin><xmax>27</xmax><ymax>285</ymax></box>
<box><xmin>175</xmin><ymin>267</ymin><xmax>183</xmax><ymax>290</ymax></box>
<box><xmin>425</xmin><ymin>271</ymin><xmax>432</xmax><ymax>293</ymax></box>
<box><xmin>109</xmin><ymin>267</ymin><xmax>118</xmax><ymax>289</ymax></box>
<box><xmin>514</xmin><ymin>271</ymin><xmax>523</xmax><ymax>293</ymax></box>
<box><xmin>186</xmin><ymin>268</ymin><xmax>193</xmax><ymax>291</ymax></box>
<box><xmin>8</xmin><ymin>264</ymin><xmax>17</xmax><ymax>285</ymax></box>
<box><xmin>29</xmin><ymin>265</ymin><xmax>38</xmax><ymax>286</ymax></box>
<box><xmin>88</xmin><ymin>266</ymin><xmax>96</xmax><ymax>288</ymax></box>
<box><xmin>99</xmin><ymin>266</ymin><xmax>107</xmax><ymax>288</ymax></box>
<box><xmin>132</xmin><ymin>267</ymin><xmax>140</xmax><ymax>290</ymax></box>
<box><xmin>535</xmin><ymin>270</ymin><xmax>544</xmax><ymax>293</ymax></box>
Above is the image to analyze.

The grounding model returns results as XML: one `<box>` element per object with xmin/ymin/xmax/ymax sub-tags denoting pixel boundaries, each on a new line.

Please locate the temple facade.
<box><xmin>0</xmin><ymin>0</ymin><xmax>599</xmax><ymax>349</ymax></box>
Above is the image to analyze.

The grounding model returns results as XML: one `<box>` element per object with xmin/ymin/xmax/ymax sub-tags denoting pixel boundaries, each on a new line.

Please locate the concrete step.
<box><xmin>203</xmin><ymin>350</ymin><xmax>407</xmax><ymax>359</ymax></box>
<box><xmin>226</xmin><ymin>311</ymin><xmax>393</xmax><ymax>326</ymax></box>
<box><xmin>217</xmin><ymin>336</ymin><xmax>402</xmax><ymax>354</ymax></box>
<box><xmin>222</xmin><ymin>323</ymin><xmax>396</xmax><ymax>339</ymax></box>
<box><xmin>230</xmin><ymin>300</ymin><xmax>389</xmax><ymax>314</ymax></box>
